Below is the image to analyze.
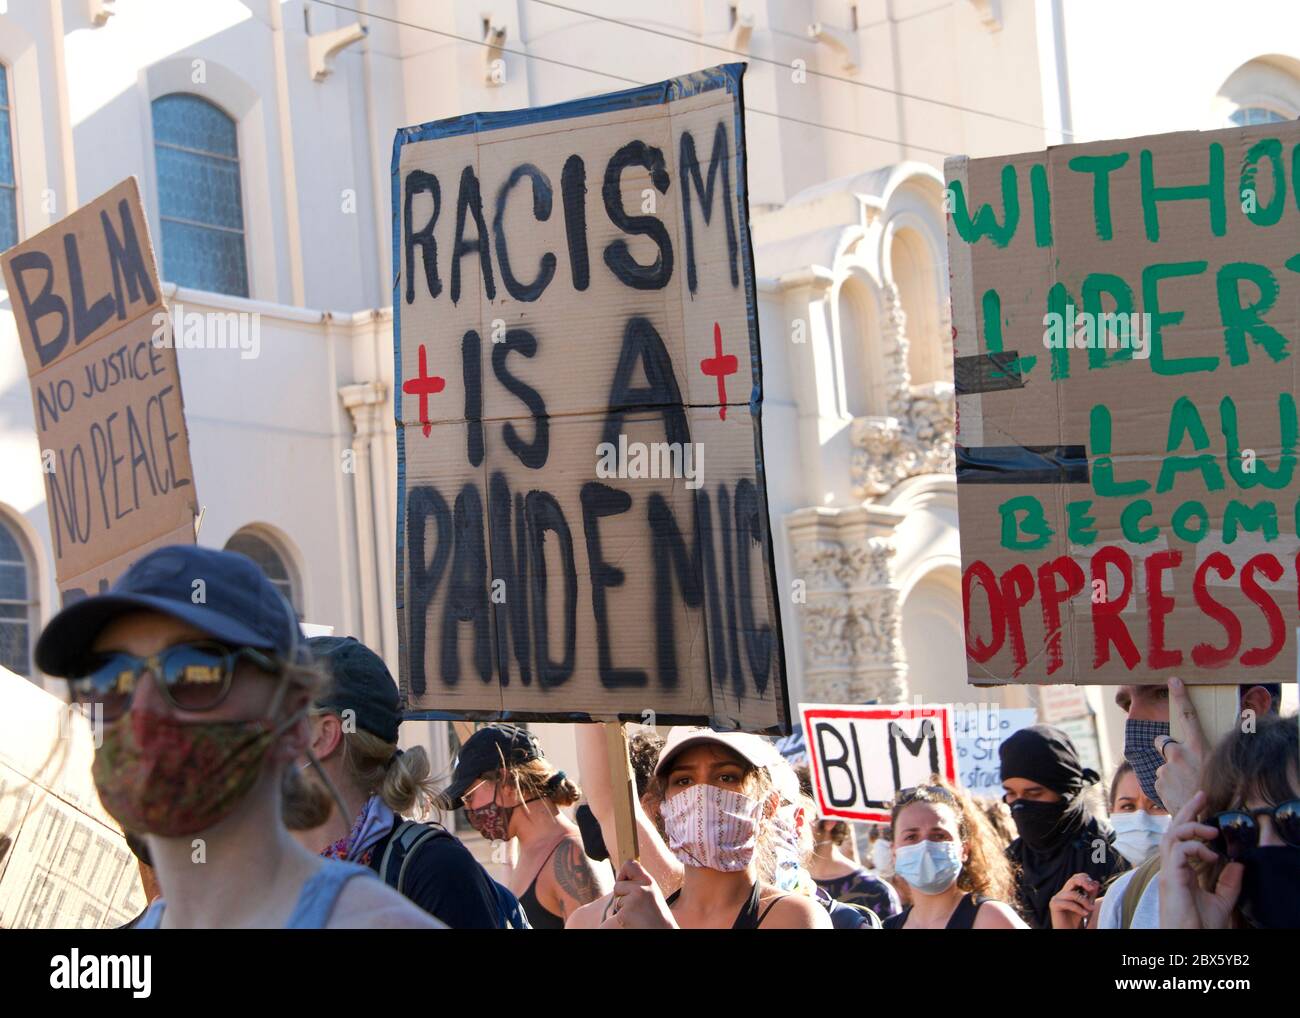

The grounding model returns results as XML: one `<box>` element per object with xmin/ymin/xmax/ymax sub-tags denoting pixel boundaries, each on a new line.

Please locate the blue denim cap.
<box><xmin>36</xmin><ymin>544</ymin><xmax>305</xmax><ymax>677</ymax></box>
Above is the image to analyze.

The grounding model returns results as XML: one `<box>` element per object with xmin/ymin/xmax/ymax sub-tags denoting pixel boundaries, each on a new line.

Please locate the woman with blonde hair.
<box><xmin>444</xmin><ymin>724</ymin><xmax>611</xmax><ymax>928</ymax></box>
<box><xmin>38</xmin><ymin>546</ymin><xmax>441</xmax><ymax>929</ymax></box>
<box><xmin>292</xmin><ymin>637</ymin><xmax>507</xmax><ymax>928</ymax></box>
<box><xmin>883</xmin><ymin>779</ymin><xmax>1026</xmax><ymax>929</ymax></box>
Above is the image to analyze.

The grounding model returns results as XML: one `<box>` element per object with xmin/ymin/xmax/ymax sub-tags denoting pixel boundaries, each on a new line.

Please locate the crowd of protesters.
<box><xmin>39</xmin><ymin>544</ymin><xmax>1300</xmax><ymax>929</ymax></box>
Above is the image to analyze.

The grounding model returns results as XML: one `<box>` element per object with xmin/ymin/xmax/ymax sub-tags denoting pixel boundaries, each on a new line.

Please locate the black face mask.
<box><xmin>1009</xmin><ymin>798</ymin><xmax>1071</xmax><ymax>850</ymax></box>
<box><xmin>1238</xmin><ymin>846</ymin><xmax>1300</xmax><ymax>929</ymax></box>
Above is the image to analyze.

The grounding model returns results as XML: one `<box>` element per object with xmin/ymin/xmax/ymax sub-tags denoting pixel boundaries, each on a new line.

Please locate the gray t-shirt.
<box><xmin>1096</xmin><ymin>867</ymin><xmax>1160</xmax><ymax>929</ymax></box>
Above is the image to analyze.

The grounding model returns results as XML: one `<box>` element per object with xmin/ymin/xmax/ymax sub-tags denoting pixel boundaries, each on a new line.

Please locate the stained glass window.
<box><xmin>153</xmin><ymin>94</ymin><xmax>248</xmax><ymax>296</ymax></box>
<box><xmin>0</xmin><ymin>65</ymin><xmax>18</xmax><ymax>252</ymax></box>
<box><xmin>0</xmin><ymin>518</ymin><xmax>33</xmax><ymax>677</ymax></box>
<box><xmin>224</xmin><ymin>531</ymin><xmax>298</xmax><ymax>614</ymax></box>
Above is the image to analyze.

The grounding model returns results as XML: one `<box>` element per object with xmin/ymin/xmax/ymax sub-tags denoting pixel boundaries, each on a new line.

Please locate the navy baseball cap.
<box><xmin>36</xmin><ymin>544</ymin><xmax>305</xmax><ymax>678</ymax></box>
<box><xmin>441</xmin><ymin>724</ymin><xmax>542</xmax><ymax>808</ymax></box>
<box><xmin>309</xmin><ymin>636</ymin><xmax>401</xmax><ymax>743</ymax></box>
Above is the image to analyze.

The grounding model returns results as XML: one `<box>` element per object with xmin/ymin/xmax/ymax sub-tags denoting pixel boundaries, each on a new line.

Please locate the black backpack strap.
<box><xmin>379</xmin><ymin>820</ymin><xmax>452</xmax><ymax>895</ymax></box>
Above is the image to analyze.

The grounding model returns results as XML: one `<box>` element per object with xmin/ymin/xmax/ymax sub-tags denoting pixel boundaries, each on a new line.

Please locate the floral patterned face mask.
<box><xmin>662</xmin><ymin>782</ymin><xmax>763</xmax><ymax>872</ymax></box>
<box><xmin>93</xmin><ymin>707</ymin><xmax>292</xmax><ymax>838</ymax></box>
<box><xmin>463</xmin><ymin>795</ymin><xmax>514</xmax><ymax>842</ymax></box>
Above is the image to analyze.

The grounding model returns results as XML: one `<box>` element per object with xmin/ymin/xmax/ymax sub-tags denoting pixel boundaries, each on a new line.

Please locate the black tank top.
<box><xmin>665</xmin><ymin>882</ymin><xmax>788</xmax><ymax>929</ymax></box>
<box><xmin>883</xmin><ymin>893</ymin><xmax>992</xmax><ymax>929</ymax></box>
<box><xmin>519</xmin><ymin>840</ymin><xmax>567</xmax><ymax>930</ymax></box>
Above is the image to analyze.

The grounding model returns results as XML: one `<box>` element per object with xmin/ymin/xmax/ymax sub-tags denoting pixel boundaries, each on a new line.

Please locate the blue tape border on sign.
<box><xmin>391</xmin><ymin>63</ymin><xmax>789</xmax><ymax>734</ymax></box>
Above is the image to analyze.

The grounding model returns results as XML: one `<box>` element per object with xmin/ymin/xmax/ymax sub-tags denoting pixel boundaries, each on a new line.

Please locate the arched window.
<box><xmin>152</xmin><ymin>94</ymin><xmax>248</xmax><ymax>296</ymax></box>
<box><xmin>1217</xmin><ymin>56</ymin><xmax>1300</xmax><ymax>127</ymax></box>
<box><xmin>224</xmin><ymin>531</ymin><xmax>299</xmax><ymax>615</ymax></box>
<box><xmin>837</xmin><ymin>276</ymin><xmax>885</xmax><ymax>417</ymax></box>
<box><xmin>889</xmin><ymin>227</ymin><xmax>943</xmax><ymax>387</ymax></box>
<box><xmin>1231</xmin><ymin>106</ymin><xmax>1288</xmax><ymax>127</ymax></box>
<box><xmin>0</xmin><ymin>516</ymin><xmax>36</xmax><ymax>676</ymax></box>
<box><xmin>0</xmin><ymin>64</ymin><xmax>17</xmax><ymax>251</ymax></box>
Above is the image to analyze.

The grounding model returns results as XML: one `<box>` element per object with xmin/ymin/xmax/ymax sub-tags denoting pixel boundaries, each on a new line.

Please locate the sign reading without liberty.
<box><xmin>392</xmin><ymin>65</ymin><xmax>788</xmax><ymax>732</ymax></box>
<box><xmin>948</xmin><ymin>120</ymin><xmax>1300</xmax><ymax>685</ymax></box>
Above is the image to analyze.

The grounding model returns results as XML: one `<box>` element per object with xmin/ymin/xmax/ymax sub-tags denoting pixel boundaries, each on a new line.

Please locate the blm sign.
<box><xmin>392</xmin><ymin>65</ymin><xmax>788</xmax><ymax>732</ymax></box>
<box><xmin>947</xmin><ymin>120</ymin><xmax>1300</xmax><ymax>686</ymax></box>
<box><xmin>1</xmin><ymin>179</ymin><xmax>196</xmax><ymax>601</ymax></box>
<box><xmin>800</xmin><ymin>704</ymin><xmax>957</xmax><ymax>823</ymax></box>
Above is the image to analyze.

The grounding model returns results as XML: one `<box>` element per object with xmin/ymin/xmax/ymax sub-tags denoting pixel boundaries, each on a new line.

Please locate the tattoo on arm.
<box><xmin>553</xmin><ymin>841</ymin><xmax>601</xmax><ymax>910</ymax></box>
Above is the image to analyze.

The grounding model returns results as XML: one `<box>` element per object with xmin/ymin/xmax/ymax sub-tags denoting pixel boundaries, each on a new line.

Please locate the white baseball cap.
<box><xmin>654</xmin><ymin>726</ymin><xmax>785</xmax><ymax>781</ymax></box>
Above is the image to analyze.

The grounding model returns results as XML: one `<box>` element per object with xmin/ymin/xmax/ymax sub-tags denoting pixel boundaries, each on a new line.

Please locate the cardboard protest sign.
<box><xmin>800</xmin><ymin>704</ymin><xmax>957</xmax><ymax>823</ymax></box>
<box><xmin>1</xmin><ymin>178</ymin><xmax>197</xmax><ymax>602</ymax></box>
<box><xmin>0</xmin><ymin>667</ymin><xmax>145</xmax><ymax>928</ymax></box>
<box><xmin>947</xmin><ymin>120</ymin><xmax>1300</xmax><ymax>686</ymax></box>
<box><xmin>392</xmin><ymin>64</ymin><xmax>788</xmax><ymax>732</ymax></box>
<box><xmin>953</xmin><ymin>706</ymin><xmax>1037</xmax><ymax>798</ymax></box>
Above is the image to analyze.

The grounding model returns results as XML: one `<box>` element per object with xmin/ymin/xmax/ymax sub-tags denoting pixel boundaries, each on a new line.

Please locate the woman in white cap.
<box><xmin>600</xmin><ymin>727</ymin><xmax>831</xmax><ymax>929</ymax></box>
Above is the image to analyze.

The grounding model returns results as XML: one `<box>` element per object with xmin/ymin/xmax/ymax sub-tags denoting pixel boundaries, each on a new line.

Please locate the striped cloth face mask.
<box><xmin>662</xmin><ymin>782</ymin><xmax>763</xmax><ymax>872</ymax></box>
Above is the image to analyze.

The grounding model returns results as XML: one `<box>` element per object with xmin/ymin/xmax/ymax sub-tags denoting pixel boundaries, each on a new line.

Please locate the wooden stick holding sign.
<box><xmin>602</xmin><ymin>722</ymin><xmax>640</xmax><ymax>868</ymax></box>
<box><xmin>1170</xmin><ymin>684</ymin><xmax>1239</xmax><ymax>761</ymax></box>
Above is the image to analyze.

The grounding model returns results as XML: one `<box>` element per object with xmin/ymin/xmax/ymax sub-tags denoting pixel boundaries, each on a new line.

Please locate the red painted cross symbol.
<box><xmin>699</xmin><ymin>322</ymin><xmax>738</xmax><ymax>420</ymax></box>
<box><xmin>402</xmin><ymin>344</ymin><xmax>445</xmax><ymax>437</ymax></box>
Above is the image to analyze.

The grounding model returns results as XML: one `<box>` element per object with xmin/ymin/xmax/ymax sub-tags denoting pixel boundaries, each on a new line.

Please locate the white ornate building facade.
<box><xmin>3</xmin><ymin>0</ymin><xmax>1300</xmax><ymax>785</ymax></box>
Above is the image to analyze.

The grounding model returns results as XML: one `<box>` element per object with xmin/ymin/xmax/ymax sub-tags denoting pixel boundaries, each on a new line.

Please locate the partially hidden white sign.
<box><xmin>953</xmin><ymin>706</ymin><xmax>1038</xmax><ymax>799</ymax></box>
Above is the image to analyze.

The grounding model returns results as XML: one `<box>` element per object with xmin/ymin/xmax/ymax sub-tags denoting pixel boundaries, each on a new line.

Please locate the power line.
<box><xmin>314</xmin><ymin>0</ymin><xmax>956</xmax><ymax>156</ymax></box>
<box><xmin>527</xmin><ymin>0</ymin><xmax>1066</xmax><ymax>137</ymax></box>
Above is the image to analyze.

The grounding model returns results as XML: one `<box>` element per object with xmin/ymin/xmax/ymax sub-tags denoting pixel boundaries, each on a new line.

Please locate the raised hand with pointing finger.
<box><xmin>1157</xmin><ymin>790</ymin><xmax>1243</xmax><ymax>930</ymax></box>
<box><xmin>1153</xmin><ymin>677</ymin><xmax>1208</xmax><ymax>816</ymax></box>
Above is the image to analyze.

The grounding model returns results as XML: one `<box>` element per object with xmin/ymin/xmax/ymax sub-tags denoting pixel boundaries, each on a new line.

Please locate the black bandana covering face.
<box><xmin>1124</xmin><ymin>719</ymin><xmax>1170</xmax><ymax>810</ymax></box>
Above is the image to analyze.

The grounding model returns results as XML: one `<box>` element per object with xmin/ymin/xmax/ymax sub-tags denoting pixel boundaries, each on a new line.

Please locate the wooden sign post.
<box><xmin>1172</xmin><ymin>686</ymin><xmax>1238</xmax><ymax>754</ymax></box>
<box><xmin>602</xmin><ymin>722</ymin><xmax>640</xmax><ymax>869</ymax></box>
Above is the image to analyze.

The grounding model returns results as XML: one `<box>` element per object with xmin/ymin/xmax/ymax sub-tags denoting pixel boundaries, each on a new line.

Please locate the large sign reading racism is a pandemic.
<box><xmin>393</xmin><ymin>65</ymin><xmax>788</xmax><ymax>732</ymax></box>
<box><xmin>948</xmin><ymin>121</ymin><xmax>1300</xmax><ymax>685</ymax></box>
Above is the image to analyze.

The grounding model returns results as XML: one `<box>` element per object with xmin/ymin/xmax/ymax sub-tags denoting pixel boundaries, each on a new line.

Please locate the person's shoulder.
<box><xmin>397</xmin><ymin>825</ymin><xmax>502</xmax><ymax>925</ymax></box>
<box><xmin>404</xmin><ymin>824</ymin><xmax>480</xmax><ymax>872</ymax></box>
<box><xmin>1104</xmin><ymin>868</ymin><xmax>1136</xmax><ymax>897</ymax></box>
<box><xmin>547</xmin><ymin>832</ymin><xmax>607</xmax><ymax>892</ymax></box>
<box><xmin>1137</xmin><ymin>867</ymin><xmax>1161</xmax><ymax>908</ymax></box>
<box><xmin>331</xmin><ymin>870</ymin><xmax>448</xmax><ymax>929</ymax></box>
<box><xmin>973</xmin><ymin>898</ymin><xmax>1028</xmax><ymax>929</ymax></box>
<box><xmin>762</xmin><ymin>891</ymin><xmax>834</xmax><ymax>929</ymax></box>
<box><xmin>848</xmin><ymin>866</ymin><xmax>891</xmax><ymax>890</ymax></box>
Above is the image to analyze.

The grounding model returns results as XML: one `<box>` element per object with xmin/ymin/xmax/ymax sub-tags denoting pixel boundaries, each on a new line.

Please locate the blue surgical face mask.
<box><xmin>1123</xmin><ymin>718</ymin><xmax>1170</xmax><ymax>809</ymax></box>
<box><xmin>893</xmin><ymin>839</ymin><xmax>963</xmax><ymax>896</ymax></box>
<box><xmin>1108</xmin><ymin>810</ymin><xmax>1170</xmax><ymax>865</ymax></box>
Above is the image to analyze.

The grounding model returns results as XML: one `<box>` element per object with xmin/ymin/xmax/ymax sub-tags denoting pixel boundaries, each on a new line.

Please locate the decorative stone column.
<box><xmin>786</xmin><ymin>503</ymin><xmax>909</xmax><ymax>704</ymax></box>
<box><xmin>339</xmin><ymin>381</ymin><xmax>387</xmax><ymax>656</ymax></box>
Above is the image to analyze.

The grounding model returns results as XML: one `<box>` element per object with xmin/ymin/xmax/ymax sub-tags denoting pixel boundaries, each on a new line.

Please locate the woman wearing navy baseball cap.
<box><xmin>37</xmin><ymin>544</ymin><xmax>443</xmax><ymax>930</ymax></box>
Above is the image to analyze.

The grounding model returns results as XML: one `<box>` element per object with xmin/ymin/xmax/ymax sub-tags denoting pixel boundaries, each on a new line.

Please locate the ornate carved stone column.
<box><xmin>786</xmin><ymin>504</ymin><xmax>909</xmax><ymax>704</ymax></box>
